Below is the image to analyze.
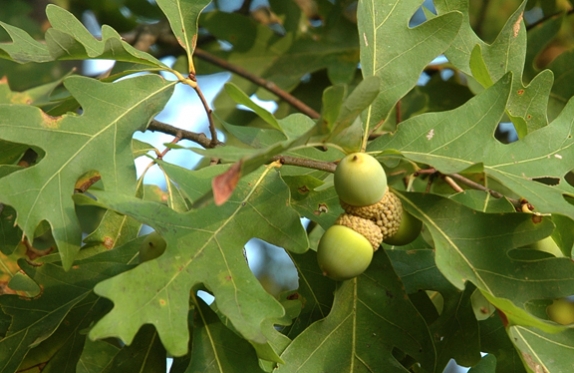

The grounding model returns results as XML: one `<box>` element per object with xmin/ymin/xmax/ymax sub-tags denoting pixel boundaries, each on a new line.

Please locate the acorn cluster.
<box><xmin>317</xmin><ymin>153</ymin><xmax>422</xmax><ymax>280</ymax></box>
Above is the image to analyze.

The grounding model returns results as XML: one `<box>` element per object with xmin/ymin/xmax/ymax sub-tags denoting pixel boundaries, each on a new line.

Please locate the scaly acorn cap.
<box><xmin>340</xmin><ymin>190</ymin><xmax>403</xmax><ymax>239</ymax></box>
<box><xmin>334</xmin><ymin>213</ymin><xmax>383</xmax><ymax>251</ymax></box>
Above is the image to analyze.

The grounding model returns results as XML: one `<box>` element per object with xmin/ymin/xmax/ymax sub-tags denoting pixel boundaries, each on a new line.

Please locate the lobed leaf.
<box><xmin>370</xmin><ymin>73</ymin><xmax>574</xmax><ymax>221</ymax></box>
<box><xmin>0</xmin><ymin>5</ymin><xmax>167</xmax><ymax>69</ymax></box>
<box><xmin>276</xmin><ymin>251</ymin><xmax>436</xmax><ymax>373</ymax></box>
<box><xmin>436</xmin><ymin>0</ymin><xmax>553</xmax><ymax>135</ymax></box>
<box><xmin>0</xmin><ymin>254</ymin><xmax>134</xmax><ymax>373</ymax></box>
<box><xmin>84</xmin><ymin>164</ymin><xmax>308</xmax><ymax>356</ymax></box>
<box><xmin>398</xmin><ymin>192</ymin><xmax>574</xmax><ymax>331</ymax></box>
<box><xmin>389</xmin><ymin>249</ymin><xmax>482</xmax><ymax>368</ymax></box>
<box><xmin>509</xmin><ymin>325</ymin><xmax>574</xmax><ymax>373</ymax></box>
<box><xmin>0</xmin><ymin>75</ymin><xmax>174</xmax><ymax>269</ymax></box>
<box><xmin>358</xmin><ymin>0</ymin><xmax>462</xmax><ymax>132</ymax></box>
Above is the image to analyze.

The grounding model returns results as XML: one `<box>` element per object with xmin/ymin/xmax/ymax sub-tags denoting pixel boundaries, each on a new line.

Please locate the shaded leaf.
<box><xmin>509</xmin><ymin>325</ymin><xmax>574</xmax><ymax>373</ymax></box>
<box><xmin>184</xmin><ymin>297</ymin><xmax>265</xmax><ymax>373</ymax></box>
<box><xmin>0</xmin><ymin>204</ymin><xmax>20</xmax><ymax>255</ymax></box>
<box><xmin>29</xmin><ymin>297</ymin><xmax>110</xmax><ymax>373</ymax></box>
<box><xmin>0</xmin><ymin>255</ymin><xmax>133</xmax><ymax>373</ymax></box>
<box><xmin>397</xmin><ymin>192</ymin><xmax>574</xmax><ymax>331</ymax></box>
<box><xmin>107</xmin><ymin>325</ymin><xmax>166</xmax><ymax>373</ymax></box>
<box><xmin>280</xmin><ymin>250</ymin><xmax>335</xmax><ymax>340</ymax></box>
<box><xmin>388</xmin><ymin>249</ymin><xmax>481</xmax><ymax>369</ymax></box>
<box><xmin>76</xmin><ymin>338</ymin><xmax>120</xmax><ymax>373</ymax></box>
<box><xmin>479</xmin><ymin>315</ymin><xmax>527</xmax><ymax>373</ymax></box>
<box><xmin>276</xmin><ymin>250</ymin><xmax>436</xmax><ymax>372</ymax></box>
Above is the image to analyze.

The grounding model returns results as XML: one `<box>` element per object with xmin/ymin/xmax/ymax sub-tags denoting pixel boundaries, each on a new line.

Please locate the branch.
<box><xmin>447</xmin><ymin>173</ymin><xmax>522</xmax><ymax>209</ymax></box>
<box><xmin>273</xmin><ymin>155</ymin><xmax>336</xmax><ymax>173</ymax></box>
<box><xmin>193</xmin><ymin>48</ymin><xmax>321</xmax><ymax>119</ymax></box>
<box><xmin>147</xmin><ymin>119</ymin><xmax>220</xmax><ymax>148</ymax></box>
<box><xmin>186</xmin><ymin>72</ymin><xmax>219</xmax><ymax>147</ymax></box>
<box><xmin>120</xmin><ymin>21</ymin><xmax>319</xmax><ymax>119</ymax></box>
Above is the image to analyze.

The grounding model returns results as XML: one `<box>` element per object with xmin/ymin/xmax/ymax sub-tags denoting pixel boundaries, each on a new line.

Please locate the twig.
<box><xmin>193</xmin><ymin>48</ymin><xmax>321</xmax><ymax>119</ymax></box>
<box><xmin>147</xmin><ymin>119</ymin><xmax>220</xmax><ymax>148</ymax></box>
<box><xmin>395</xmin><ymin>100</ymin><xmax>401</xmax><ymax>125</ymax></box>
<box><xmin>413</xmin><ymin>168</ymin><xmax>523</xmax><ymax>209</ymax></box>
<box><xmin>121</xmin><ymin>22</ymin><xmax>319</xmax><ymax>119</ymax></box>
<box><xmin>447</xmin><ymin>173</ymin><xmax>503</xmax><ymax>198</ymax></box>
<box><xmin>443</xmin><ymin>175</ymin><xmax>463</xmax><ymax>193</ymax></box>
<box><xmin>273</xmin><ymin>155</ymin><xmax>336</xmax><ymax>173</ymax></box>
<box><xmin>187</xmin><ymin>73</ymin><xmax>219</xmax><ymax>147</ymax></box>
<box><xmin>447</xmin><ymin>173</ymin><xmax>522</xmax><ymax>208</ymax></box>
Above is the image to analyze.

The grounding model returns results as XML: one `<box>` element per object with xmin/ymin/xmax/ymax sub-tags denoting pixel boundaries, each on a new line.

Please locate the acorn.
<box><xmin>547</xmin><ymin>298</ymin><xmax>574</xmax><ymax>325</ymax></box>
<box><xmin>383</xmin><ymin>208</ymin><xmax>422</xmax><ymax>246</ymax></box>
<box><xmin>317</xmin><ymin>224</ymin><xmax>374</xmax><ymax>281</ymax></box>
<box><xmin>340</xmin><ymin>190</ymin><xmax>403</xmax><ymax>239</ymax></box>
<box><xmin>334</xmin><ymin>153</ymin><xmax>387</xmax><ymax>207</ymax></box>
<box><xmin>334</xmin><ymin>213</ymin><xmax>383</xmax><ymax>251</ymax></box>
<box><xmin>139</xmin><ymin>231</ymin><xmax>167</xmax><ymax>263</ymax></box>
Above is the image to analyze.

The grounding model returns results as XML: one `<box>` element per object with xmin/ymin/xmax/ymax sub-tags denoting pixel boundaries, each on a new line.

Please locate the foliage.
<box><xmin>1</xmin><ymin>0</ymin><xmax>574</xmax><ymax>372</ymax></box>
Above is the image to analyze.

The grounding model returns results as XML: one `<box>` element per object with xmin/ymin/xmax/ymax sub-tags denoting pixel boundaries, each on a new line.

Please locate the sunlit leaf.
<box><xmin>358</xmin><ymin>0</ymin><xmax>462</xmax><ymax>131</ymax></box>
<box><xmin>0</xmin><ymin>75</ymin><xmax>174</xmax><ymax>268</ymax></box>
<box><xmin>83</xmin><ymin>165</ymin><xmax>308</xmax><ymax>356</ymax></box>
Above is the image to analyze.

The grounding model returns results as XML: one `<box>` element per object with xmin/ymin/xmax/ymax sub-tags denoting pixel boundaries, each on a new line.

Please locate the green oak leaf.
<box><xmin>199</xmin><ymin>11</ymin><xmax>293</xmax><ymax>120</ymax></box>
<box><xmin>0</xmin><ymin>21</ymin><xmax>52</xmax><ymax>63</ymax></box>
<box><xmin>547</xmin><ymin>49</ymin><xmax>574</xmax><ymax>120</ymax></box>
<box><xmin>21</xmin><ymin>297</ymin><xmax>111</xmax><ymax>373</ymax></box>
<box><xmin>183</xmin><ymin>297</ymin><xmax>267</xmax><ymax>373</ymax></box>
<box><xmin>280</xmin><ymin>250</ymin><xmax>335</xmax><ymax>340</ymax></box>
<box><xmin>105</xmin><ymin>325</ymin><xmax>166</xmax><ymax>373</ymax></box>
<box><xmin>508</xmin><ymin>325</ymin><xmax>574</xmax><ymax>373</ymax></box>
<box><xmin>0</xmin><ymin>5</ymin><xmax>167</xmax><ymax>69</ymax></box>
<box><xmin>369</xmin><ymin>73</ymin><xmax>574</xmax><ymax>221</ymax></box>
<box><xmin>263</xmin><ymin>2</ymin><xmax>360</xmax><ymax>89</ymax></box>
<box><xmin>0</xmin><ymin>75</ymin><xmax>174</xmax><ymax>269</ymax></box>
<box><xmin>388</xmin><ymin>249</ymin><xmax>481</xmax><ymax>369</ymax></box>
<box><xmin>155</xmin><ymin>0</ymin><xmax>211</xmax><ymax>73</ymax></box>
<box><xmin>467</xmin><ymin>354</ymin><xmax>498</xmax><ymax>373</ymax></box>
<box><xmin>82</xmin><ymin>165</ymin><xmax>308</xmax><ymax>357</ymax></box>
<box><xmin>397</xmin><ymin>192</ymin><xmax>574</xmax><ymax>331</ymax></box>
<box><xmin>0</xmin><ymin>255</ymin><xmax>134</xmax><ymax>373</ymax></box>
<box><xmin>436</xmin><ymin>0</ymin><xmax>553</xmax><ymax>135</ymax></box>
<box><xmin>358</xmin><ymin>0</ymin><xmax>462</xmax><ymax>131</ymax></box>
<box><xmin>479</xmin><ymin>316</ymin><xmax>527</xmax><ymax>373</ymax></box>
<box><xmin>0</xmin><ymin>204</ymin><xmax>21</xmax><ymax>255</ymax></box>
<box><xmin>275</xmin><ymin>250</ymin><xmax>436</xmax><ymax>373</ymax></box>
<box><xmin>76</xmin><ymin>338</ymin><xmax>121</xmax><ymax>373</ymax></box>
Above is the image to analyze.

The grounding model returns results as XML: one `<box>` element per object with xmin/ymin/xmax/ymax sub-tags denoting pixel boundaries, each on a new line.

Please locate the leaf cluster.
<box><xmin>1</xmin><ymin>0</ymin><xmax>574</xmax><ymax>372</ymax></box>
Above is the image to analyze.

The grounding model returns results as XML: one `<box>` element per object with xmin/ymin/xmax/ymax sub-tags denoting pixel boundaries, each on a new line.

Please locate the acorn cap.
<box><xmin>335</xmin><ymin>213</ymin><xmax>383</xmax><ymax>251</ymax></box>
<box><xmin>340</xmin><ymin>190</ymin><xmax>403</xmax><ymax>239</ymax></box>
